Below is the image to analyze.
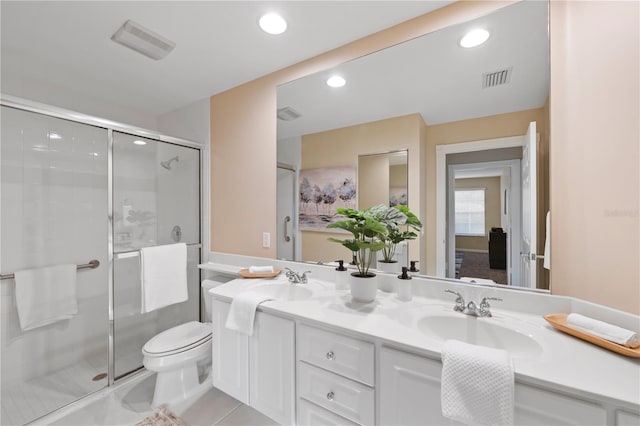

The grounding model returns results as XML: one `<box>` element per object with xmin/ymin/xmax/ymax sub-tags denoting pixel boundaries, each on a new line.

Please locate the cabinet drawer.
<box><xmin>297</xmin><ymin>323</ymin><xmax>374</xmax><ymax>386</ymax></box>
<box><xmin>298</xmin><ymin>398</ymin><xmax>359</xmax><ymax>426</ymax></box>
<box><xmin>298</xmin><ymin>362</ymin><xmax>374</xmax><ymax>425</ymax></box>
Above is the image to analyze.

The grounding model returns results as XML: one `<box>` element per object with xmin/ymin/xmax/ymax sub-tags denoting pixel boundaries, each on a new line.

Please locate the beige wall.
<box><xmin>301</xmin><ymin>114</ymin><xmax>421</xmax><ymax>263</ymax></box>
<box><xmin>210</xmin><ymin>0</ymin><xmax>516</xmax><ymax>257</ymax></box>
<box><xmin>423</xmin><ymin>107</ymin><xmax>547</xmax><ymax>275</ymax></box>
<box><xmin>550</xmin><ymin>1</ymin><xmax>639</xmax><ymax>314</ymax></box>
<box><xmin>455</xmin><ymin>177</ymin><xmax>501</xmax><ymax>252</ymax></box>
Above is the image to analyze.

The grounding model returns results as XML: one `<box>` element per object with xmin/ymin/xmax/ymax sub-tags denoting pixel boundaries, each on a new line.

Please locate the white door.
<box><xmin>521</xmin><ymin>121</ymin><xmax>538</xmax><ymax>288</ymax></box>
<box><xmin>277</xmin><ymin>167</ymin><xmax>296</xmax><ymax>260</ymax></box>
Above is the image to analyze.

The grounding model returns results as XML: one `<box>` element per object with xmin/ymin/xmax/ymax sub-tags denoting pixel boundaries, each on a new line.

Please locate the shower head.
<box><xmin>160</xmin><ymin>156</ymin><xmax>179</xmax><ymax>170</ymax></box>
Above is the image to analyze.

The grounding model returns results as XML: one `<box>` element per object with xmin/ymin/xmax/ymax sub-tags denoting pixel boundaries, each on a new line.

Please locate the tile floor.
<box><xmin>31</xmin><ymin>371</ymin><xmax>278</xmax><ymax>426</ymax></box>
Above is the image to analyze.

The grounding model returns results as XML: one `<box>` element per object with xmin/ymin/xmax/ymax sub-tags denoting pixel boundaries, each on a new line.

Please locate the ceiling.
<box><xmin>0</xmin><ymin>1</ymin><xmax>451</xmax><ymax>119</ymax></box>
<box><xmin>277</xmin><ymin>0</ymin><xmax>550</xmax><ymax>139</ymax></box>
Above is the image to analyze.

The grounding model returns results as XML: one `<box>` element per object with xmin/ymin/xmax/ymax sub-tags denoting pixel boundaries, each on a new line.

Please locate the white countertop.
<box><xmin>209</xmin><ymin>276</ymin><xmax>640</xmax><ymax>411</ymax></box>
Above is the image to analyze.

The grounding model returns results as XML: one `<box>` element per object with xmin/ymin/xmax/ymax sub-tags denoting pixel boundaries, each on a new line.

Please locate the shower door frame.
<box><xmin>0</xmin><ymin>94</ymin><xmax>205</xmax><ymax>392</ymax></box>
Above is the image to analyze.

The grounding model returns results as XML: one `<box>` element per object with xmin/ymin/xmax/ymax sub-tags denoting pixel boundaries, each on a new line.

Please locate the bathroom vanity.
<box><xmin>204</xmin><ymin>265</ymin><xmax>640</xmax><ymax>426</ymax></box>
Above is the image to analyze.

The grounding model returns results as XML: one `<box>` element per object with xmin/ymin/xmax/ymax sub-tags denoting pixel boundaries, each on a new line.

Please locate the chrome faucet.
<box><xmin>444</xmin><ymin>290</ymin><xmax>501</xmax><ymax>317</ymax></box>
<box><xmin>284</xmin><ymin>268</ymin><xmax>311</xmax><ymax>284</ymax></box>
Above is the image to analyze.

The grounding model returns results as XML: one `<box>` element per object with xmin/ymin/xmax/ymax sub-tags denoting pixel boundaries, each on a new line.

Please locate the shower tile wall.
<box><xmin>0</xmin><ymin>107</ymin><xmax>109</xmax><ymax>425</ymax></box>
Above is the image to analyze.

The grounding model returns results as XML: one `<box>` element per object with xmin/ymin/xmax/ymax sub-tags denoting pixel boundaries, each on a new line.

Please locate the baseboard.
<box><xmin>456</xmin><ymin>249</ymin><xmax>489</xmax><ymax>254</ymax></box>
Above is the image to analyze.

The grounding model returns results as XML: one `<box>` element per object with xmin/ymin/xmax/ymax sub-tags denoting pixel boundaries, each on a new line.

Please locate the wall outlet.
<box><xmin>262</xmin><ymin>232</ymin><xmax>271</xmax><ymax>248</ymax></box>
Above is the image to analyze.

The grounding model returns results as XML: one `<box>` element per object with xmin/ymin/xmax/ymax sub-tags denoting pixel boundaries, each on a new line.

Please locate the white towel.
<box><xmin>140</xmin><ymin>243</ymin><xmax>188</xmax><ymax>313</ymax></box>
<box><xmin>14</xmin><ymin>264</ymin><xmax>78</xmax><ymax>331</ymax></box>
<box><xmin>225</xmin><ymin>291</ymin><xmax>274</xmax><ymax>336</ymax></box>
<box><xmin>567</xmin><ymin>313</ymin><xmax>640</xmax><ymax>348</ymax></box>
<box><xmin>543</xmin><ymin>211</ymin><xmax>551</xmax><ymax>270</ymax></box>
<box><xmin>249</xmin><ymin>265</ymin><xmax>274</xmax><ymax>274</ymax></box>
<box><xmin>441</xmin><ymin>340</ymin><xmax>514</xmax><ymax>426</ymax></box>
<box><xmin>460</xmin><ymin>277</ymin><xmax>496</xmax><ymax>285</ymax></box>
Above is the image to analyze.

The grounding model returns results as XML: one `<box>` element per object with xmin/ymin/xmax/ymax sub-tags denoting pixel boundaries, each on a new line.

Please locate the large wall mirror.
<box><xmin>277</xmin><ymin>0</ymin><xmax>550</xmax><ymax>291</ymax></box>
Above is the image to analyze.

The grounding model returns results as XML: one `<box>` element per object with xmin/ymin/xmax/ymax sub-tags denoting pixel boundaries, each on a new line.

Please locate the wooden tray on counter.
<box><xmin>238</xmin><ymin>268</ymin><xmax>281</xmax><ymax>278</ymax></box>
<box><xmin>544</xmin><ymin>313</ymin><xmax>640</xmax><ymax>358</ymax></box>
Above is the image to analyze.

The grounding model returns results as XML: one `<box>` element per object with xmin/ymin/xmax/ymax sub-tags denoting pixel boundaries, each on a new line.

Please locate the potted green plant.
<box><xmin>370</xmin><ymin>204</ymin><xmax>422</xmax><ymax>274</ymax></box>
<box><xmin>327</xmin><ymin>207</ymin><xmax>387</xmax><ymax>302</ymax></box>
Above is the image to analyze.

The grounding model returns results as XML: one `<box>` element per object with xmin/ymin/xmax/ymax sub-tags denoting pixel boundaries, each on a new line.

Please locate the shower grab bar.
<box><xmin>0</xmin><ymin>259</ymin><xmax>100</xmax><ymax>281</ymax></box>
<box><xmin>114</xmin><ymin>243</ymin><xmax>202</xmax><ymax>260</ymax></box>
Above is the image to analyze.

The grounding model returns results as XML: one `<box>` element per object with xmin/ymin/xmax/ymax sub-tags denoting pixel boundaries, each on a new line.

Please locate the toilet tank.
<box><xmin>201</xmin><ymin>276</ymin><xmax>232</xmax><ymax>322</ymax></box>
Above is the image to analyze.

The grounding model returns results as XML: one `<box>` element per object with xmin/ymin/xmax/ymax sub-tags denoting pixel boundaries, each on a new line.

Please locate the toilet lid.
<box><xmin>143</xmin><ymin>321</ymin><xmax>212</xmax><ymax>355</ymax></box>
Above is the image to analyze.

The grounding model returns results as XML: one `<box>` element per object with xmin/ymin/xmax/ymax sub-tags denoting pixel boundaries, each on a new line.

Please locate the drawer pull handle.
<box><xmin>326</xmin><ymin>351</ymin><xmax>334</xmax><ymax>361</ymax></box>
<box><xmin>326</xmin><ymin>391</ymin><xmax>335</xmax><ymax>401</ymax></box>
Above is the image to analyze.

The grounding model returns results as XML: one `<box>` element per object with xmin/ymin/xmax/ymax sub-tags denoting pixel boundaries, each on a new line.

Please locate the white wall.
<box><xmin>1</xmin><ymin>72</ymin><xmax>159</xmax><ymax>130</ymax></box>
<box><xmin>158</xmin><ymin>97</ymin><xmax>211</xmax><ymax>145</ymax></box>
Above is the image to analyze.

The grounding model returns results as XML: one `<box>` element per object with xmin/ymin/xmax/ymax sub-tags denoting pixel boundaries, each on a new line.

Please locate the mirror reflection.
<box><xmin>276</xmin><ymin>0</ymin><xmax>550</xmax><ymax>290</ymax></box>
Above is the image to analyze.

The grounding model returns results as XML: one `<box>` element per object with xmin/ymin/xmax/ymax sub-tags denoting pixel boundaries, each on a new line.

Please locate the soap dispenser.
<box><xmin>397</xmin><ymin>266</ymin><xmax>412</xmax><ymax>301</ymax></box>
<box><xmin>335</xmin><ymin>260</ymin><xmax>348</xmax><ymax>290</ymax></box>
<box><xmin>409</xmin><ymin>260</ymin><xmax>419</xmax><ymax>273</ymax></box>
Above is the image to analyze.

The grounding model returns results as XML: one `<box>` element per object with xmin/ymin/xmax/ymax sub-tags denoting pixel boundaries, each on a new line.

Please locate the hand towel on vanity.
<box><xmin>14</xmin><ymin>264</ymin><xmax>78</xmax><ymax>331</ymax></box>
<box><xmin>225</xmin><ymin>291</ymin><xmax>274</xmax><ymax>336</ymax></box>
<box><xmin>140</xmin><ymin>243</ymin><xmax>188</xmax><ymax>314</ymax></box>
<box><xmin>567</xmin><ymin>313</ymin><xmax>640</xmax><ymax>348</ymax></box>
<box><xmin>248</xmin><ymin>265</ymin><xmax>274</xmax><ymax>274</ymax></box>
<box><xmin>441</xmin><ymin>339</ymin><xmax>514</xmax><ymax>426</ymax></box>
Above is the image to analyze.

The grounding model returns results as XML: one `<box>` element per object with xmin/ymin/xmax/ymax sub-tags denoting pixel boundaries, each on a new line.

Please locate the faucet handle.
<box><xmin>480</xmin><ymin>296</ymin><xmax>502</xmax><ymax>305</ymax></box>
<box><xmin>444</xmin><ymin>290</ymin><xmax>465</xmax><ymax>312</ymax></box>
<box><xmin>479</xmin><ymin>297</ymin><xmax>502</xmax><ymax>317</ymax></box>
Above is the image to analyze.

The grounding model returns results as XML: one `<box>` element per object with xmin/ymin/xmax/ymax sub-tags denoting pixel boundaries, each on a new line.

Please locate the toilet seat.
<box><xmin>143</xmin><ymin>321</ymin><xmax>212</xmax><ymax>358</ymax></box>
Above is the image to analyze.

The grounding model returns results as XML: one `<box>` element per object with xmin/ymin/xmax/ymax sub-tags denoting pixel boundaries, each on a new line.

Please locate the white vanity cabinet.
<box><xmin>379</xmin><ymin>346</ymin><xmax>451</xmax><ymax>425</ymax></box>
<box><xmin>297</xmin><ymin>324</ymin><xmax>375</xmax><ymax>425</ymax></box>
<box><xmin>211</xmin><ymin>299</ymin><xmax>249</xmax><ymax>404</ymax></box>
<box><xmin>211</xmin><ymin>299</ymin><xmax>295</xmax><ymax>425</ymax></box>
<box><xmin>380</xmin><ymin>346</ymin><xmax>610</xmax><ymax>426</ymax></box>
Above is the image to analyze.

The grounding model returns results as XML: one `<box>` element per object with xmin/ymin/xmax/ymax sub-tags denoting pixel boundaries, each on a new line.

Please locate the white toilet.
<box><xmin>142</xmin><ymin>280</ymin><xmax>217</xmax><ymax>407</ymax></box>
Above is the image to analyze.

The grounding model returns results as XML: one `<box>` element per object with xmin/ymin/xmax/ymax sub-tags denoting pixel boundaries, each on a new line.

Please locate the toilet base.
<box><xmin>152</xmin><ymin>363</ymin><xmax>212</xmax><ymax>408</ymax></box>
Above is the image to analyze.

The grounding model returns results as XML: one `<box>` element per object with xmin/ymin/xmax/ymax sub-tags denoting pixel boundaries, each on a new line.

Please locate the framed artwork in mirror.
<box><xmin>389</xmin><ymin>187</ymin><xmax>407</xmax><ymax>207</ymax></box>
<box><xmin>299</xmin><ymin>166</ymin><xmax>356</xmax><ymax>231</ymax></box>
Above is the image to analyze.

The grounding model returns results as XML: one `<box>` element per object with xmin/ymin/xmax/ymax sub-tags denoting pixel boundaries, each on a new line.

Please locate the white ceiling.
<box><xmin>0</xmin><ymin>1</ymin><xmax>452</xmax><ymax>118</ymax></box>
<box><xmin>277</xmin><ymin>0</ymin><xmax>549</xmax><ymax>139</ymax></box>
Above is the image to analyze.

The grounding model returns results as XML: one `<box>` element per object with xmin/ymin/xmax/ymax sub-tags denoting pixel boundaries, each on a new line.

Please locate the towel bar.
<box><xmin>114</xmin><ymin>243</ymin><xmax>201</xmax><ymax>260</ymax></box>
<box><xmin>0</xmin><ymin>259</ymin><xmax>100</xmax><ymax>281</ymax></box>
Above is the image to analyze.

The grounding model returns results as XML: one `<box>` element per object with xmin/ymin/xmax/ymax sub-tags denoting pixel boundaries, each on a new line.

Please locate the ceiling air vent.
<box><xmin>277</xmin><ymin>107</ymin><xmax>301</xmax><ymax>121</ymax></box>
<box><xmin>111</xmin><ymin>20</ymin><xmax>175</xmax><ymax>60</ymax></box>
<box><xmin>482</xmin><ymin>67</ymin><xmax>512</xmax><ymax>89</ymax></box>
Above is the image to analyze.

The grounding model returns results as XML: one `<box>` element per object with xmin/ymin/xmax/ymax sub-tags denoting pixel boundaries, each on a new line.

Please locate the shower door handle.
<box><xmin>284</xmin><ymin>216</ymin><xmax>291</xmax><ymax>242</ymax></box>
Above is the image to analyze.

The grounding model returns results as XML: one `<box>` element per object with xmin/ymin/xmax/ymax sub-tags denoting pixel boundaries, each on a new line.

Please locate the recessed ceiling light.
<box><xmin>49</xmin><ymin>132</ymin><xmax>62</xmax><ymax>139</ymax></box>
<box><xmin>90</xmin><ymin>152</ymin><xmax>99</xmax><ymax>157</ymax></box>
<box><xmin>460</xmin><ymin>29</ymin><xmax>490</xmax><ymax>48</ymax></box>
<box><xmin>326</xmin><ymin>76</ymin><xmax>346</xmax><ymax>88</ymax></box>
<box><xmin>259</xmin><ymin>13</ymin><xmax>287</xmax><ymax>35</ymax></box>
<box><xmin>133</xmin><ymin>140</ymin><xmax>147</xmax><ymax>146</ymax></box>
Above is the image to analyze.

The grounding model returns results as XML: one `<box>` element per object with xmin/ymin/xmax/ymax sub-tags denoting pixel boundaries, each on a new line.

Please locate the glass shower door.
<box><xmin>0</xmin><ymin>106</ymin><xmax>109</xmax><ymax>425</ymax></box>
<box><xmin>112</xmin><ymin>131</ymin><xmax>200</xmax><ymax>379</ymax></box>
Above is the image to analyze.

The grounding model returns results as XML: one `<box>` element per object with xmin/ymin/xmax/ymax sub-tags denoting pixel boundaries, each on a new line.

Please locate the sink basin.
<box><xmin>417</xmin><ymin>315</ymin><xmax>542</xmax><ymax>356</ymax></box>
<box><xmin>251</xmin><ymin>284</ymin><xmax>313</xmax><ymax>301</ymax></box>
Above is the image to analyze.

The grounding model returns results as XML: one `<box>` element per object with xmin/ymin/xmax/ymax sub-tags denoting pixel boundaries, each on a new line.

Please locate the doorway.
<box><xmin>447</xmin><ymin>160</ymin><xmax>521</xmax><ymax>285</ymax></box>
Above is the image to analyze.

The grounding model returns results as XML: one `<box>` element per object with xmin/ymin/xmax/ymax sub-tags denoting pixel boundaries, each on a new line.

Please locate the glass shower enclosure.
<box><xmin>0</xmin><ymin>100</ymin><xmax>202</xmax><ymax>425</ymax></box>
